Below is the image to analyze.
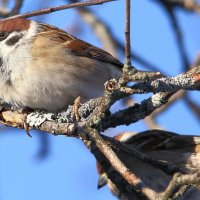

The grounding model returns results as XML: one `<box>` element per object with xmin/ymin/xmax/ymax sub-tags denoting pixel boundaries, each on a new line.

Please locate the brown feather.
<box><xmin>37</xmin><ymin>23</ymin><xmax>123</xmax><ymax>69</ymax></box>
<box><xmin>125</xmin><ymin>130</ymin><xmax>200</xmax><ymax>152</ymax></box>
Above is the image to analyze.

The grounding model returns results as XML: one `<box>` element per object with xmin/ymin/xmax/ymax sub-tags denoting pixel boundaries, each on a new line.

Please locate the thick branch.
<box><xmin>123</xmin><ymin>68</ymin><xmax>200</xmax><ymax>94</ymax></box>
<box><xmin>101</xmin><ymin>92</ymin><xmax>174</xmax><ymax>130</ymax></box>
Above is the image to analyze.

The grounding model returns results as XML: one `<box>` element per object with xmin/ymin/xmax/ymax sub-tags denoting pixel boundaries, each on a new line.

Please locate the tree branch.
<box><xmin>4</xmin><ymin>0</ymin><xmax>116</xmax><ymax>20</ymax></box>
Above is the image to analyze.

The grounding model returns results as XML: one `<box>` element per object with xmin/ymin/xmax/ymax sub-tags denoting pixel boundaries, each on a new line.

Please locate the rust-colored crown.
<box><xmin>0</xmin><ymin>18</ymin><xmax>30</xmax><ymax>32</ymax></box>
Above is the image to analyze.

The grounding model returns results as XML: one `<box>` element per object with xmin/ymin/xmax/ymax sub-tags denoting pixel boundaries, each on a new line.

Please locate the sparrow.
<box><xmin>97</xmin><ymin>130</ymin><xmax>200</xmax><ymax>200</ymax></box>
<box><xmin>0</xmin><ymin>18</ymin><xmax>122</xmax><ymax>112</ymax></box>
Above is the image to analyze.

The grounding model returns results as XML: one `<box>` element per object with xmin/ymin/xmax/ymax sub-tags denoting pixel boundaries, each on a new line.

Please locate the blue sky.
<box><xmin>0</xmin><ymin>0</ymin><xmax>199</xmax><ymax>200</ymax></box>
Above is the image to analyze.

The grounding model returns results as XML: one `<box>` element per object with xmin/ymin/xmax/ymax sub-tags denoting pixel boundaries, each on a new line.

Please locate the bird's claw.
<box><xmin>71</xmin><ymin>96</ymin><xmax>81</xmax><ymax>122</ymax></box>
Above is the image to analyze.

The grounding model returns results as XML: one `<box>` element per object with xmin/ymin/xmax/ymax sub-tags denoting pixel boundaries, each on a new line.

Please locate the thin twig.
<box><xmin>4</xmin><ymin>0</ymin><xmax>116</xmax><ymax>20</ymax></box>
<box><xmin>70</xmin><ymin>0</ymin><xmax>161</xmax><ymax>71</ymax></box>
<box><xmin>125</xmin><ymin>0</ymin><xmax>131</xmax><ymax>67</ymax></box>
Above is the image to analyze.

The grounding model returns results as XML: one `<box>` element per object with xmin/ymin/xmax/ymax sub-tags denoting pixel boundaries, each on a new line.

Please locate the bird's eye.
<box><xmin>0</xmin><ymin>32</ymin><xmax>8</xmax><ymax>41</ymax></box>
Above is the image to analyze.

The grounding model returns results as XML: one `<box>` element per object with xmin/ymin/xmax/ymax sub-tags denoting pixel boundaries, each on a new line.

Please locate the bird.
<box><xmin>0</xmin><ymin>18</ymin><xmax>122</xmax><ymax>112</ymax></box>
<box><xmin>97</xmin><ymin>130</ymin><xmax>200</xmax><ymax>200</ymax></box>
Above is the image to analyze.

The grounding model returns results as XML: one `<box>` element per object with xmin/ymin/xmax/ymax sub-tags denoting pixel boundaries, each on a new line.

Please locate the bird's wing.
<box><xmin>38</xmin><ymin>23</ymin><xmax>123</xmax><ymax>69</ymax></box>
<box><xmin>124</xmin><ymin>130</ymin><xmax>200</xmax><ymax>153</ymax></box>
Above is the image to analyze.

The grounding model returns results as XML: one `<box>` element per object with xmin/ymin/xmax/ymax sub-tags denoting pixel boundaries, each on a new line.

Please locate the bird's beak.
<box><xmin>97</xmin><ymin>173</ymin><xmax>107</xmax><ymax>189</ymax></box>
